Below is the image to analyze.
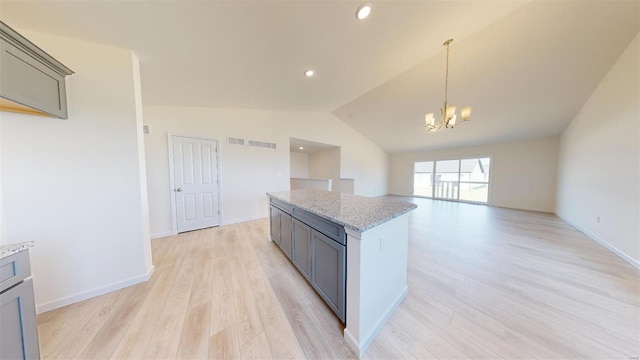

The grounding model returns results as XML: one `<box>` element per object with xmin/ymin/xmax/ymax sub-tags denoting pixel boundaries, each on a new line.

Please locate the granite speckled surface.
<box><xmin>267</xmin><ymin>189</ymin><xmax>417</xmax><ymax>233</ymax></box>
<box><xmin>0</xmin><ymin>241</ymin><xmax>34</xmax><ymax>260</ymax></box>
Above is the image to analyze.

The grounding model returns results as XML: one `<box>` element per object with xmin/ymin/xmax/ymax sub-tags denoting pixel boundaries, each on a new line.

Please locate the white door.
<box><xmin>172</xmin><ymin>135</ymin><xmax>220</xmax><ymax>233</ymax></box>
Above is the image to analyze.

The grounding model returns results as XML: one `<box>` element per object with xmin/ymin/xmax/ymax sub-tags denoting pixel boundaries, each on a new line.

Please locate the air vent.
<box><xmin>227</xmin><ymin>137</ymin><xmax>245</xmax><ymax>146</ymax></box>
<box><xmin>247</xmin><ymin>139</ymin><xmax>277</xmax><ymax>150</ymax></box>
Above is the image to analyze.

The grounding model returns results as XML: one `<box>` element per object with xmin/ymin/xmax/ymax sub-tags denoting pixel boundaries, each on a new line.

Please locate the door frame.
<box><xmin>167</xmin><ymin>133</ymin><xmax>223</xmax><ymax>235</ymax></box>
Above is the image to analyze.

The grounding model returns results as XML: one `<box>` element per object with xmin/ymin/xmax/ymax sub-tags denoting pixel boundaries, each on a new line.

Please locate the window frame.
<box><xmin>412</xmin><ymin>156</ymin><xmax>492</xmax><ymax>205</ymax></box>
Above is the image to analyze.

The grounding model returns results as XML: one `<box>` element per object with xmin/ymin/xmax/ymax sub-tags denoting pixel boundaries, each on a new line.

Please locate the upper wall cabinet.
<box><xmin>0</xmin><ymin>21</ymin><xmax>74</xmax><ymax>119</ymax></box>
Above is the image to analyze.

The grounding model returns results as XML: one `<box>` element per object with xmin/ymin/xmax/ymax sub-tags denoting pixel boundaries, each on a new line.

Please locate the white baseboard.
<box><xmin>36</xmin><ymin>265</ymin><xmax>155</xmax><ymax>314</ymax></box>
<box><xmin>344</xmin><ymin>286</ymin><xmax>408</xmax><ymax>358</ymax></box>
<box><xmin>221</xmin><ymin>216</ymin><xmax>265</xmax><ymax>226</ymax></box>
<box><xmin>154</xmin><ymin>216</ymin><xmax>268</xmax><ymax>238</ymax></box>
<box><xmin>558</xmin><ymin>214</ymin><xmax>640</xmax><ymax>270</ymax></box>
<box><xmin>343</xmin><ymin>329</ymin><xmax>360</xmax><ymax>357</ymax></box>
<box><xmin>150</xmin><ymin>231</ymin><xmax>173</xmax><ymax>239</ymax></box>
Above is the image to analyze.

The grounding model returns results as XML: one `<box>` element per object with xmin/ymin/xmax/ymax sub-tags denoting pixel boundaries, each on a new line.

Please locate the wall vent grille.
<box><xmin>247</xmin><ymin>139</ymin><xmax>277</xmax><ymax>150</ymax></box>
<box><xmin>227</xmin><ymin>137</ymin><xmax>246</xmax><ymax>146</ymax></box>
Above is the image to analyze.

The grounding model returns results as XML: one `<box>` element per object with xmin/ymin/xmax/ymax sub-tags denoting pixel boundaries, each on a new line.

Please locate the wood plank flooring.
<box><xmin>36</xmin><ymin>197</ymin><xmax>640</xmax><ymax>359</ymax></box>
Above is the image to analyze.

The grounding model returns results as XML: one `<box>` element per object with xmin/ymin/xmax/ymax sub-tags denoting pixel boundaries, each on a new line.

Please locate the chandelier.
<box><xmin>425</xmin><ymin>39</ymin><xmax>471</xmax><ymax>132</ymax></box>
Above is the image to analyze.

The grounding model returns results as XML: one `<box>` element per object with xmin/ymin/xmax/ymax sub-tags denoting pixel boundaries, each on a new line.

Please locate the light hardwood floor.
<box><xmin>36</xmin><ymin>197</ymin><xmax>640</xmax><ymax>359</ymax></box>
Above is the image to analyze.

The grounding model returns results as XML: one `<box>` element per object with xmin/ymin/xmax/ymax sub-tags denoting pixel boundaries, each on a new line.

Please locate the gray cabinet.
<box><xmin>291</xmin><ymin>218</ymin><xmax>312</xmax><ymax>281</ymax></box>
<box><xmin>280</xmin><ymin>212</ymin><xmax>292</xmax><ymax>258</ymax></box>
<box><xmin>311</xmin><ymin>230</ymin><xmax>345</xmax><ymax>322</ymax></box>
<box><xmin>269</xmin><ymin>205</ymin><xmax>281</xmax><ymax>246</ymax></box>
<box><xmin>0</xmin><ymin>250</ymin><xmax>40</xmax><ymax>360</ymax></box>
<box><xmin>0</xmin><ymin>21</ymin><xmax>73</xmax><ymax>119</ymax></box>
<box><xmin>268</xmin><ymin>197</ymin><xmax>346</xmax><ymax>323</ymax></box>
<box><xmin>270</xmin><ymin>205</ymin><xmax>293</xmax><ymax>259</ymax></box>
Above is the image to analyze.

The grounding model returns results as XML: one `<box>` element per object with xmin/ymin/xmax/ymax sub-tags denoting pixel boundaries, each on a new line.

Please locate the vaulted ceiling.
<box><xmin>2</xmin><ymin>1</ymin><xmax>638</xmax><ymax>153</ymax></box>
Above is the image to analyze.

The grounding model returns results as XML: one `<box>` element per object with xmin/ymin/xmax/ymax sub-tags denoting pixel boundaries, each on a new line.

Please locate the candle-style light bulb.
<box><xmin>461</xmin><ymin>107</ymin><xmax>471</xmax><ymax>121</ymax></box>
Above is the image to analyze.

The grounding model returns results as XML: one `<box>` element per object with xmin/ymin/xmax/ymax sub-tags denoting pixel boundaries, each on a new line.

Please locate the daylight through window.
<box><xmin>413</xmin><ymin>158</ymin><xmax>491</xmax><ymax>204</ymax></box>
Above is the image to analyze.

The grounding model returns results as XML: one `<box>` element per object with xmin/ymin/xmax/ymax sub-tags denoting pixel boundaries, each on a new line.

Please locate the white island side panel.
<box><xmin>344</xmin><ymin>212</ymin><xmax>410</xmax><ymax>357</ymax></box>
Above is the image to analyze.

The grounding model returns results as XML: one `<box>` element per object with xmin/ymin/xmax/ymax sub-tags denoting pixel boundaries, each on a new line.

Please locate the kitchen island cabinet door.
<box><xmin>280</xmin><ymin>212</ymin><xmax>292</xmax><ymax>259</ymax></box>
<box><xmin>269</xmin><ymin>205</ymin><xmax>281</xmax><ymax>246</ymax></box>
<box><xmin>0</xmin><ymin>278</ymin><xmax>40</xmax><ymax>360</ymax></box>
<box><xmin>292</xmin><ymin>218</ymin><xmax>312</xmax><ymax>281</ymax></box>
<box><xmin>311</xmin><ymin>230</ymin><xmax>345</xmax><ymax>322</ymax></box>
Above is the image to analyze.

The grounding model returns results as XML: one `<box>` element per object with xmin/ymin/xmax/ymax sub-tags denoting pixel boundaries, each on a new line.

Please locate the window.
<box><xmin>413</xmin><ymin>161</ymin><xmax>433</xmax><ymax>197</ymax></box>
<box><xmin>413</xmin><ymin>157</ymin><xmax>491</xmax><ymax>204</ymax></box>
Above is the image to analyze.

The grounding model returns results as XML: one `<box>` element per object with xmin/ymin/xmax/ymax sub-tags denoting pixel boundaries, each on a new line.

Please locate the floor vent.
<box><xmin>227</xmin><ymin>137</ymin><xmax>246</xmax><ymax>146</ymax></box>
<box><xmin>247</xmin><ymin>139</ymin><xmax>277</xmax><ymax>150</ymax></box>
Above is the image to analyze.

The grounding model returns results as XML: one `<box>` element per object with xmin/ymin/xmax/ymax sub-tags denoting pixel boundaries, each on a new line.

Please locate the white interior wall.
<box><xmin>1</xmin><ymin>29</ymin><xmax>153</xmax><ymax>312</ymax></box>
<box><xmin>290</xmin><ymin>152</ymin><xmax>309</xmax><ymax>178</ymax></box>
<box><xmin>556</xmin><ymin>33</ymin><xmax>639</xmax><ymax>266</ymax></box>
<box><xmin>143</xmin><ymin>106</ymin><xmax>389</xmax><ymax>238</ymax></box>
<box><xmin>0</xmin><ymin>118</ymin><xmax>4</xmax><ymax>243</ymax></box>
<box><xmin>131</xmin><ymin>53</ymin><xmax>154</xmax><ymax>272</ymax></box>
<box><xmin>309</xmin><ymin>148</ymin><xmax>341</xmax><ymax>179</ymax></box>
<box><xmin>332</xmin><ymin>179</ymin><xmax>355</xmax><ymax>194</ymax></box>
<box><xmin>389</xmin><ymin>137</ymin><xmax>559</xmax><ymax>212</ymax></box>
<box><xmin>290</xmin><ymin>178</ymin><xmax>332</xmax><ymax>191</ymax></box>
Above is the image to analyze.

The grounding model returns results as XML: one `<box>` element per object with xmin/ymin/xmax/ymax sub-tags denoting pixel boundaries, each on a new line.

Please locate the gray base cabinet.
<box><xmin>280</xmin><ymin>212</ymin><xmax>292</xmax><ymax>258</ymax></box>
<box><xmin>269</xmin><ymin>206</ymin><xmax>281</xmax><ymax>247</ymax></box>
<box><xmin>311</xmin><ymin>230</ymin><xmax>345</xmax><ymax>321</ymax></box>
<box><xmin>291</xmin><ymin>218</ymin><xmax>312</xmax><ymax>281</ymax></box>
<box><xmin>270</xmin><ymin>204</ymin><xmax>293</xmax><ymax>259</ymax></box>
<box><xmin>0</xmin><ymin>250</ymin><xmax>40</xmax><ymax>360</ymax></box>
<box><xmin>269</xmin><ymin>197</ymin><xmax>346</xmax><ymax>323</ymax></box>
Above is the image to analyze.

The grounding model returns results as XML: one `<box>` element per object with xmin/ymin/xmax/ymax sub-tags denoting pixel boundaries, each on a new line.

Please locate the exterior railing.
<box><xmin>433</xmin><ymin>181</ymin><xmax>488</xmax><ymax>199</ymax></box>
<box><xmin>434</xmin><ymin>180</ymin><xmax>458</xmax><ymax>199</ymax></box>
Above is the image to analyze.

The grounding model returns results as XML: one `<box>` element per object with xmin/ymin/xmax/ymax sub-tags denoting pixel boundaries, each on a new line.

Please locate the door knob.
<box><xmin>175</xmin><ymin>188</ymin><xmax>182</xmax><ymax>192</ymax></box>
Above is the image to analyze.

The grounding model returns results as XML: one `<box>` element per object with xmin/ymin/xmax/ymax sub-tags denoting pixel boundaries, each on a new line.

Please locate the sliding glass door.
<box><xmin>413</xmin><ymin>161</ymin><xmax>433</xmax><ymax>197</ymax></box>
<box><xmin>413</xmin><ymin>157</ymin><xmax>491</xmax><ymax>204</ymax></box>
<box><xmin>459</xmin><ymin>158</ymin><xmax>490</xmax><ymax>203</ymax></box>
<box><xmin>434</xmin><ymin>160</ymin><xmax>460</xmax><ymax>200</ymax></box>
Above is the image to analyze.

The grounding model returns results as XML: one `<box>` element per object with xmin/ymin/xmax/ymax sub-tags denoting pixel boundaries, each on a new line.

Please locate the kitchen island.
<box><xmin>267</xmin><ymin>189</ymin><xmax>416</xmax><ymax>357</ymax></box>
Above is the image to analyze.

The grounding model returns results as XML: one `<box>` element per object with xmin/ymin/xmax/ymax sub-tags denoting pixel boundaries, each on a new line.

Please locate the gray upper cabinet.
<box><xmin>0</xmin><ymin>21</ymin><xmax>74</xmax><ymax>119</ymax></box>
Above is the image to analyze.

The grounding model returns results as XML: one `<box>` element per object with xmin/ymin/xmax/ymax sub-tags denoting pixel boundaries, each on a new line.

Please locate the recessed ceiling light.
<box><xmin>299</xmin><ymin>147</ymin><xmax>304</xmax><ymax>150</ymax></box>
<box><xmin>356</xmin><ymin>3</ymin><xmax>372</xmax><ymax>20</ymax></box>
<box><xmin>304</xmin><ymin>69</ymin><xmax>314</xmax><ymax>77</ymax></box>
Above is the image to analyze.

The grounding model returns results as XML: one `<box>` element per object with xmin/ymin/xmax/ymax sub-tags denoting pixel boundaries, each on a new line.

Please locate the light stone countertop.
<box><xmin>0</xmin><ymin>241</ymin><xmax>34</xmax><ymax>260</ymax></box>
<box><xmin>267</xmin><ymin>189</ymin><xmax>417</xmax><ymax>233</ymax></box>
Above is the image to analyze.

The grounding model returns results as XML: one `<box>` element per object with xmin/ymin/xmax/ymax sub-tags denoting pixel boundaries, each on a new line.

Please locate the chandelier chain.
<box><xmin>444</xmin><ymin>41</ymin><xmax>449</xmax><ymax>108</ymax></box>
